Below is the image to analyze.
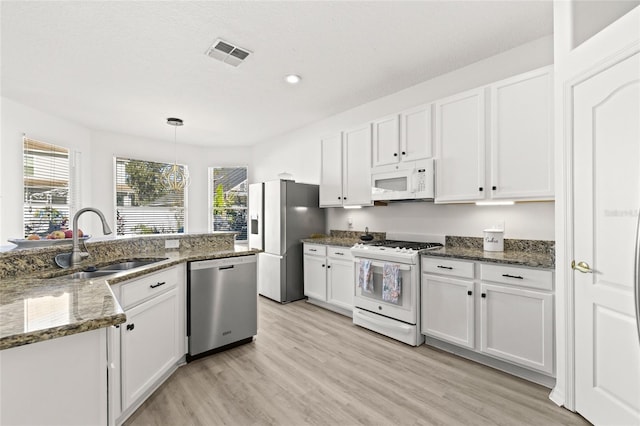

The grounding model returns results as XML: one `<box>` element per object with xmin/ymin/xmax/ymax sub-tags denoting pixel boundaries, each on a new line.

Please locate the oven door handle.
<box><xmin>362</xmin><ymin>260</ymin><xmax>412</xmax><ymax>271</ymax></box>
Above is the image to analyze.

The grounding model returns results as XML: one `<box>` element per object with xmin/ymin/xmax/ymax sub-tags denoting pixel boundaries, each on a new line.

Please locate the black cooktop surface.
<box><xmin>367</xmin><ymin>240</ymin><xmax>443</xmax><ymax>250</ymax></box>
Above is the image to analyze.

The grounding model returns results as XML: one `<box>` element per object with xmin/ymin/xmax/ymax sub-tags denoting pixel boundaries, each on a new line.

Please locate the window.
<box><xmin>23</xmin><ymin>138</ymin><xmax>71</xmax><ymax>237</ymax></box>
<box><xmin>209</xmin><ymin>167</ymin><xmax>248</xmax><ymax>241</ymax></box>
<box><xmin>115</xmin><ymin>157</ymin><xmax>187</xmax><ymax>235</ymax></box>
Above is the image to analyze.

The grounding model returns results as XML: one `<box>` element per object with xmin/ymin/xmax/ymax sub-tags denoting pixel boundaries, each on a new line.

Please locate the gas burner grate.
<box><xmin>367</xmin><ymin>240</ymin><xmax>443</xmax><ymax>250</ymax></box>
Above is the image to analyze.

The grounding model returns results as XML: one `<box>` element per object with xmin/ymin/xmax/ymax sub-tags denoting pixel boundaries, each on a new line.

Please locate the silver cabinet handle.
<box><xmin>635</xmin><ymin>212</ymin><xmax>640</xmax><ymax>344</ymax></box>
<box><xmin>571</xmin><ymin>260</ymin><xmax>593</xmax><ymax>273</ymax></box>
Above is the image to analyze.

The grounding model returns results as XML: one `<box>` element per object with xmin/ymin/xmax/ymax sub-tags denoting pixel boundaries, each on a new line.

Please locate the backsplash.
<box><xmin>329</xmin><ymin>229</ymin><xmax>386</xmax><ymax>241</ymax></box>
<box><xmin>0</xmin><ymin>233</ymin><xmax>236</xmax><ymax>279</ymax></box>
<box><xmin>446</xmin><ymin>235</ymin><xmax>555</xmax><ymax>256</ymax></box>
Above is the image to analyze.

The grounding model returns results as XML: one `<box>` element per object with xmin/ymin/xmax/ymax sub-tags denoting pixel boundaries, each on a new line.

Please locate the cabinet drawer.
<box><xmin>328</xmin><ymin>246</ymin><xmax>352</xmax><ymax>260</ymax></box>
<box><xmin>480</xmin><ymin>264</ymin><xmax>553</xmax><ymax>291</ymax></box>
<box><xmin>121</xmin><ymin>267</ymin><xmax>179</xmax><ymax>309</ymax></box>
<box><xmin>304</xmin><ymin>244</ymin><xmax>326</xmax><ymax>256</ymax></box>
<box><xmin>422</xmin><ymin>257</ymin><xmax>474</xmax><ymax>279</ymax></box>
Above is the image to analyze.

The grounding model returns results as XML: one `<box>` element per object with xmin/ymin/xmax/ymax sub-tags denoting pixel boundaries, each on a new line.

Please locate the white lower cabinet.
<box><xmin>109</xmin><ymin>264</ymin><xmax>186</xmax><ymax>425</ymax></box>
<box><xmin>421</xmin><ymin>275</ymin><xmax>474</xmax><ymax>349</ymax></box>
<box><xmin>421</xmin><ymin>257</ymin><xmax>554</xmax><ymax>378</ymax></box>
<box><xmin>303</xmin><ymin>244</ymin><xmax>354</xmax><ymax>316</ymax></box>
<box><xmin>0</xmin><ymin>329</ymin><xmax>108</xmax><ymax>426</ymax></box>
<box><xmin>480</xmin><ymin>282</ymin><xmax>554</xmax><ymax>375</ymax></box>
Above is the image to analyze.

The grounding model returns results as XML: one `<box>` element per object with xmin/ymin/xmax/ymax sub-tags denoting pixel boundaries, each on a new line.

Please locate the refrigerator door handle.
<box><xmin>635</xmin><ymin>212</ymin><xmax>640</xmax><ymax>344</ymax></box>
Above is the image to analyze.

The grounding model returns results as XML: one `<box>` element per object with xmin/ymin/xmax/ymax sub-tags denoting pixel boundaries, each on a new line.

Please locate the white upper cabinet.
<box><xmin>372</xmin><ymin>104</ymin><xmax>433</xmax><ymax>170</ymax></box>
<box><xmin>372</xmin><ymin>114</ymin><xmax>400</xmax><ymax>168</ymax></box>
<box><xmin>401</xmin><ymin>103</ymin><xmax>433</xmax><ymax>162</ymax></box>
<box><xmin>434</xmin><ymin>66</ymin><xmax>553</xmax><ymax>203</ymax></box>
<box><xmin>435</xmin><ymin>88</ymin><xmax>486</xmax><ymax>203</ymax></box>
<box><xmin>490</xmin><ymin>67</ymin><xmax>553</xmax><ymax>200</ymax></box>
<box><xmin>319</xmin><ymin>133</ymin><xmax>343</xmax><ymax>207</ymax></box>
<box><xmin>320</xmin><ymin>126</ymin><xmax>372</xmax><ymax>208</ymax></box>
<box><xmin>342</xmin><ymin>123</ymin><xmax>373</xmax><ymax>207</ymax></box>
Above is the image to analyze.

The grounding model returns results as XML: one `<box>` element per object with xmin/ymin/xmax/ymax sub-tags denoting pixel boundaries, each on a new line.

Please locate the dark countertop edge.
<box><xmin>1</xmin><ymin>248</ymin><xmax>260</xmax><ymax>351</ymax></box>
<box><xmin>301</xmin><ymin>238</ymin><xmax>364</xmax><ymax>247</ymax></box>
<box><xmin>421</xmin><ymin>250</ymin><xmax>555</xmax><ymax>270</ymax></box>
<box><xmin>0</xmin><ymin>313</ymin><xmax>127</xmax><ymax>351</ymax></box>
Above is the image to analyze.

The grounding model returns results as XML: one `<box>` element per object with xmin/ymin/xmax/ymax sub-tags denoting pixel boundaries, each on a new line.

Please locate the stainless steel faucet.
<box><xmin>55</xmin><ymin>207</ymin><xmax>112</xmax><ymax>268</ymax></box>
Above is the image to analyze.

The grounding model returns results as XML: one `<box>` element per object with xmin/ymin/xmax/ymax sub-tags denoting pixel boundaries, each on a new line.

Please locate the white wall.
<box><xmin>251</xmin><ymin>35</ymin><xmax>555</xmax><ymax>240</ymax></box>
<box><xmin>0</xmin><ymin>97</ymin><xmax>251</xmax><ymax>243</ymax></box>
<box><xmin>330</xmin><ymin>201</ymin><xmax>554</xmax><ymax>241</ymax></box>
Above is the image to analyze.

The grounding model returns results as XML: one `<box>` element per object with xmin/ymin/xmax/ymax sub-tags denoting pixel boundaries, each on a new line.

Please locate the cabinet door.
<box><xmin>490</xmin><ymin>67</ymin><xmax>553</xmax><ymax>200</ymax></box>
<box><xmin>343</xmin><ymin>124</ymin><xmax>373</xmax><ymax>206</ymax></box>
<box><xmin>372</xmin><ymin>114</ymin><xmax>400</xmax><ymax>167</ymax></box>
<box><xmin>421</xmin><ymin>274</ymin><xmax>474</xmax><ymax>349</ymax></box>
<box><xmin>303</xmin><ymin>254</ymin><xmax>327</xmax><ymax>301</ymax></box>
<box><xmin>479</xmin><ymin>283</ymin><xmax>553</xmax><ymax>375</ymax></box>
<box><xmin>401</xmin><ymin>104</ymin><xmax>432</xmax><ymax>162</ymax></box>
<box><xmin>327</xmin><ymin>258</ymin><xmax>354</xmax><ymax>311</ymax></box>
<box><xmin>319</xmin><ymin>133</ymin><xmax>343</xmax><ymax>207</ymax></box>
<box><xmin>121</xmin><ymin>288</ymin><xmax>181</xmax><ymax>411</ymax></box>
<box><xmin>435</xmin><ymin>88</ymin><xmax>486</xmax><ymax>203</ymax></box>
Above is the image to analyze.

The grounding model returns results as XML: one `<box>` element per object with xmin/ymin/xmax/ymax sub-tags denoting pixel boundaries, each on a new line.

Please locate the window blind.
<box><xmin>210</xmin><ymin>166</ymin><xmax>248</xmax><ymax>241</ymax></box>
<box><xmin>23</xmin><ymin>138</ymin><xmax>70</xmax><ymax>237</ymax></box>
<box><xmin>115</xmin><ymin>157</ymin><xmax>186</xmax><ymax>235</ymax></box>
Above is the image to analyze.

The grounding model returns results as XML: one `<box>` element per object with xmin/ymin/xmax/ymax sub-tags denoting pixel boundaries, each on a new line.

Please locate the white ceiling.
<box><xmin>1</xmin><ymin>1</ymin><xmax>553</xmax><ymax>148</ymax></box>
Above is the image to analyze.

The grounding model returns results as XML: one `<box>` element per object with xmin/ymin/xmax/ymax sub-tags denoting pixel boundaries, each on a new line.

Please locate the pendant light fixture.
<box><xmin>162</xmin><ymin>117</ymin><xmax>190</xmax><ymax>191</ymax></box>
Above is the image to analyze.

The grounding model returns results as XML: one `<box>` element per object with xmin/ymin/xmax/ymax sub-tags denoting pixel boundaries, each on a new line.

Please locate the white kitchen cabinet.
<box><xmin>490</xmin><ymin>67</ymin><xmax>553</xmax><ymax>200</ymax></box>
<box><xmin>303</xmin><ymin>246</ymin><xmax>327</xmax><ymax>301</ymax></box>
<box><xmin>109</xmin><ymin>264</ymin><xmax>186</xmax><ymax>424</ymax></box>
<box><xmin>401</xmin><ymin>103</ymin><xmax>433</xmax><ymax>162</ymax></box>
<box><xmin>121</xmin><ymin>287</ymin><xmax>181</xmax><ymax>409</ymax></box>
<box><xmin>421</xmin><ymin>274</ymin><xmax>475</xmax><ymax>349</ymax></box>
<box><xmin>326</xmin><ymin>247</ymin><xmax>354</xmax><ymax>311</ymax></box>
<box><xmin>372</xmin><ymin>104</ymin><xmax>433</xmax><ymax>170</ymax></box>
<box><xmin>480</xmin><ymin>266</ymin><xmax>554</xmax><ymax>375</ymax></box>
<box><xmin>319</xmin><ymin>126</ymin><xmax>372</xmax><ymax>207</ymax></box>
<box><xmin>303</xmin><ymin>243</ymin><xmax>354</xmax><ymax>316</ymax></box>
<box><xmin>0</xmin><ymin>328</ymin><xmax>108</xmax><ymax>426</ymax></box>
<box><xmin>435</xmin><ymin>88</ymin><xmax>486</xmax><ymax>203</ymax></box>
<box><xmin>421</xmin><ymin>256</ymin><xmax>554</xmax><ymax>378</ymax></box>
<box><xmin>434</xmin><ymin>66</ymin><xmax>553</xmax><ymax>203</ymax></box>
<box><xmin>343</xmin><ymin>124</ymin><xmax>373</xmax><ymax>206</ymax></box>
<box><xmin>372</xmin><ymin>114</ymin><xmax>400</xmax><ymax>167</ymax></box>
<box><xmin>319</xmin><ymin>133</ymin><xmax>343</xmax><ymax>207</ymax></box>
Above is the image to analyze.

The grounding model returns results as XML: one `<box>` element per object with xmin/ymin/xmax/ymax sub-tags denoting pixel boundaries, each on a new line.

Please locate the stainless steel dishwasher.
<box><xmin>187</xmin><ymin>254</ymin><xmax>257</xmax><ymax>361</ymax></box>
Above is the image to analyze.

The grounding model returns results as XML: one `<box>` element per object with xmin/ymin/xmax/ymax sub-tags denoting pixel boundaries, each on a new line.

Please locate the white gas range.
<box><xmin>350</xmin><ymin>235</ymin><xmax>443</xmax><ymax>346</ymax></box>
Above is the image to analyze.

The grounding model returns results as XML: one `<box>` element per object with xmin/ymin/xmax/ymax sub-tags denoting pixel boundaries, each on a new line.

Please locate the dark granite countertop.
<box><xmin>301</xmin><ymin>229</ymin><xmax>386</xmax><ymax>248</ymax></box>
<box><xmin>0</xmin><ymin>243</ymin><xmax>259</xmax><ymax>350</ymax></box>
<box><xmin>421</xmin><ymin>236</ymin><xmax>555</xmax><ymax>270</ymax></box>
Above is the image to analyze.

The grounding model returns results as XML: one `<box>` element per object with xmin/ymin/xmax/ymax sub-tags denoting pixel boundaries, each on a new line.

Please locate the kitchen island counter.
<box><xmin>0</xmin><ymin>242</ymin><xmax>259</xmax><ymax>350</ymax></box>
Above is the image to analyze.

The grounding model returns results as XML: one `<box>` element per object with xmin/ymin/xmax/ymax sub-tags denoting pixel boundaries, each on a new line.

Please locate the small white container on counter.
<box><xmin>483</xmin><ymin>229</ymin><xmax>504</xmax><ymax>252</ymax></box>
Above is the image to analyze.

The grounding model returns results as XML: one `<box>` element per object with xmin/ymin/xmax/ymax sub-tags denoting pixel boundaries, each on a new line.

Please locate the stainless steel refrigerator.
<box><xmin>249</xmin><ymin>180</ymin><xmax>326</xmax><ymax>303</ymax></box>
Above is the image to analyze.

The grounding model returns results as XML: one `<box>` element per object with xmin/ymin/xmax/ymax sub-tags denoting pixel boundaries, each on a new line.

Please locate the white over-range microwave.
<box><xmin>371</xmin><ymin>158</ymin><xmax>434</xmax><ymax>201</ymax></box>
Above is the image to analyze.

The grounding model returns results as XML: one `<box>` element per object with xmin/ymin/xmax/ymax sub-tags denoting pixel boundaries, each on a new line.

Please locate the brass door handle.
<box><xmin>572</xmin><ymin>260</ymin><xmax>593</xmax><ymax>273</ymax></box>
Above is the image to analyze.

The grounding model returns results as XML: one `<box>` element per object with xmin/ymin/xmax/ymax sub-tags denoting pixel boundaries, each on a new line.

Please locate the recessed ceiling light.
<box><xmin>285</xmin><ymin>74</ymin><xmax>302</xmax><ymax>84</ymax></box>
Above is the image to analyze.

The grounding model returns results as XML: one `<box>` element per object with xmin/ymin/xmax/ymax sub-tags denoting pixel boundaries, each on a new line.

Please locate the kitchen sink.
<box><xmin>64</xmin><ymin>270</ymin><xmax>119</xmax><ymax>280</ymax></box>
<box><xmin>60</xmin><ymin>258</ymin><xmax>167</xmax><ymax>280</ymax></box>
<box><xmin>96</xmin><ymin>258</ymin><xmax>167</xmax><ymax>271</ymax></box>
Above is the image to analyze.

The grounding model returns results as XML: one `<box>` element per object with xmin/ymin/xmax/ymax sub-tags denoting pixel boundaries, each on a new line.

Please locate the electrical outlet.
<box><xmin>348</xmin><ymin>217</ymin><xmax>353</xmax><ymax>229</ymax></box>
<box><xmin>165</xmin><ymin>239</ymin><xmax>179</xmax><ymax>249</ymax></box>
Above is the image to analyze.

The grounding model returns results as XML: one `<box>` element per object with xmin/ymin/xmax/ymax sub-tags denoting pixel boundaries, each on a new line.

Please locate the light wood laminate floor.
<box><xmin>125</xmin><ymin>297</ymin><xmax>589</xmax><ymax>426</ymax></box>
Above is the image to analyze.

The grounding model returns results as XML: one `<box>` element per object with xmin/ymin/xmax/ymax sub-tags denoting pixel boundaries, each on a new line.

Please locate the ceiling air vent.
<box><xmin>205</xmin><ymin>39</ymin><xmax>252</xmax><ymax>67</ymax></box>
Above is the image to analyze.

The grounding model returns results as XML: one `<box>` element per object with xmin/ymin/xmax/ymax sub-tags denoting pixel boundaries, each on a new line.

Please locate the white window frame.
<box><xmin>208</xmin><ymin>166</ymin><xmax>248</xmax><ymax>242</ymax></box>
<box><xmin>113</xmin><ymin>156</ymin><xmax>188</xmax><ymax>236</ymax></box>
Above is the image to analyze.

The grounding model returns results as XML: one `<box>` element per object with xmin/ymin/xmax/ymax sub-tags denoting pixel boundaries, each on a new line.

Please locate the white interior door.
<box><xmin>573</xmin><ymin>50</ymin><xmax>640</xmax><ymax>425</ymax></box>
